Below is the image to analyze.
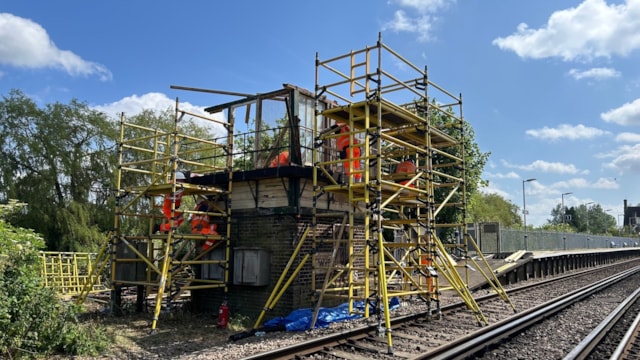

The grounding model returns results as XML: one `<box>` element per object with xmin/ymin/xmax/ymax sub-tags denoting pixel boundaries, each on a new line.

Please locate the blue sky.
<box><xmin>1</xmin><ymin>0</ymin><xmax>640</xmax><ymax>227</ymax></box>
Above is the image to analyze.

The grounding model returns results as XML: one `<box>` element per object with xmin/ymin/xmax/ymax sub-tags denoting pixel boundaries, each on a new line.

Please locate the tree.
<box><xmin>546</xmin><ymin>203</ymin><xmax>616</xmax><ymax>235</ymax></box>
<box><xmin>234</xmin><ymin>115</ymin><xmax>290</xmax><ymax>171</ymax></box>
<box><xmin>0</xmin><ymin>200</ymin><xmax>108</xmax><ymax>358</ymax></box>
<box><xmin>0</xmin><ymin>90</ymin><xmax>117</xmax><ymax>251</ymax></box>
<box><xmin>114</xmin><ymin>107</ymin><xmax>222</xmax><ymax>236</ymax></box>
<box><xmin>467</xmin><ymin>192</ymin><xmax>521</xmax><ymax>227</ymax></box>
<box><xmin>427</xmin><ymin>101</ymin><xmax>491</xmax><ymax>238</ymax></box>
<box><xmin>0</xmin><ymin>90</ymin><xmax>220</xmax><ymax>251</ymax></box>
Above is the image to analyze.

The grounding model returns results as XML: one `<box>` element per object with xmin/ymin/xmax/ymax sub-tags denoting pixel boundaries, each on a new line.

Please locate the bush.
<box><xmin>0</xmin><ymin>201</ymin><xmax>109</xmax><ymax>358</ymax></box>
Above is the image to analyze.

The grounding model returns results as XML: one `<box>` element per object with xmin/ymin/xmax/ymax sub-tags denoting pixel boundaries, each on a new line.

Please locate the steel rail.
<box><xmin>610</xmin><ymin>305</ymin><xmax>640</xmax><ymax>360</ymax></box>
<box><xmin>563</xmin><ymin>287</ymin><xmax>640</xmax><ymax>360</ymax></box>
<box><xmin>238</xmin><ymin>260</ymin><xmax>639</xmax><ymax>360</ymax></box>
<box><xmin>415</xmin><ymin>266</ymin><xmax>640</xmax><ymax>360</ymax></box>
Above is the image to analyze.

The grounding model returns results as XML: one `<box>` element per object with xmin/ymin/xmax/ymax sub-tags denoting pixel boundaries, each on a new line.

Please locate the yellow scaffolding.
<box><xmin>111</xmin><ymin>97</ymin><xmax>233</xmax><ymax>332</ymax></box>
<box><xmin>311</xmin><ymin>34</ymin><xmax>506</xmax><ymax>354</ymax></box>
<box><xmin>40</xmin><ymin>251</ymin><xmax>108</xmax><ymax>296</ymax></box>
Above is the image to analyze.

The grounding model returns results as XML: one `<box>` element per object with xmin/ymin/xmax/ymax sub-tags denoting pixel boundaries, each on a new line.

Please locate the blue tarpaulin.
<box><xmin>263</xmin><ymin>297</ymin><xmax>401</xmax><ymax>331</ymax></box>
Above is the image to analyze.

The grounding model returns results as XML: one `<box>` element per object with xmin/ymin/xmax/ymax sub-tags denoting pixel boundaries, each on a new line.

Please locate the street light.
<box><xmin>585</xmin><ymin>202</ymin><xmax>594</xmax><ymax>234</ymax></box>
<box><xmin>561</xmin><ymin>192</ymin><xmax>572</xmax><ymax>250</ymax></box>
<box><xmin>618</xmin><ymin>214</ymin><xmax>624</xmax><ymax>236</ymax></box>
<box><xmin>522</xmin><ymin>178</ymin><xmax>536</xmax><ymax>250</ymax></box>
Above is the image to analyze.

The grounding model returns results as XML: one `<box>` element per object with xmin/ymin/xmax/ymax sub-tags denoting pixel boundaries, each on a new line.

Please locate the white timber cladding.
<box><xmin>231</xmin><ymin>177</ymin><xmax>357</xmax><ymax>211</ymax></box>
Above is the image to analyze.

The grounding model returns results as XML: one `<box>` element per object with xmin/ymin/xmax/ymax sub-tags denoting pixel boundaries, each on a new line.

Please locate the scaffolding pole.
<box><xmin>109</xmin><ymin>98</ymin><xmax>233</xmax><ymax>332</ymax></box>
<box><xmin>311</xmin><ymin>34</ymin><xmax>508</xmax><ymax>354</ymax></box>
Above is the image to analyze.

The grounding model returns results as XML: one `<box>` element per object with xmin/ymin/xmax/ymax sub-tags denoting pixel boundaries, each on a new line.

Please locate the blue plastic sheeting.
<box><xmin>263</xmin><ymin>297</ymin><xmax>401</xmax><ymax>331</ymax></box>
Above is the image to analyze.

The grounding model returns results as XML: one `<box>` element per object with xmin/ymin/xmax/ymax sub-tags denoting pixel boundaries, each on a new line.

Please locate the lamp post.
<box><xmin>585</xmin><ymin>202</ymin><xmax>594</xmax><ymax>234</ymax></box>
<box><xmin>584</xmin><ymin>202</ymin><xmax>594</xmax><ymax>249</ymax></box>
<box><xmin>522</xmin><ymin>178</ymin><xmax>536</xmax><ymax>250</ymax></box>
<box><xmin>618</xmin><ymin>214</ymin><xmax>623</xmax><ymax>236</ymax></box>
<box><xmin>561</xmin><ymin>192</ymin><xmax>572</xmax><ymax>250</ymax></box>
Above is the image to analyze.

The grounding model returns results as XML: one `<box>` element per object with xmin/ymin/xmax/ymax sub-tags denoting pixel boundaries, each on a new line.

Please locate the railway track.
<box><xmin>570</xmin><ymin>285</ymin><xmax>640</xmax><ymax>360</ymax></box>
<box><xmin>423</xmin><ymin>265</ymin><xmax>640</xmax><ymax>359</ymax></box>
<box><xmin>240</xmin><ymin>259</ymin><xmax>640</xmax><ymax>360</ymax></box>
<box><xmin>609</xmin><ymin>307</ymin><xmax>640</xmax><ymax>360</ymax></box>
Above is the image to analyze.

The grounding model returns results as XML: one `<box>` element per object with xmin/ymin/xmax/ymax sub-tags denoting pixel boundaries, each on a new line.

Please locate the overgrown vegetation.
<box><xmin>0</xmin><ymin>90</ymin><xmax>218</xmax><ymax>251</ymax></box>
<box><xmin>467</xmin><ymin>192</ymin><xmax>521</xmax><ymax>227</ymax></box>
<box><xmin>0</xmin><ymin>201</ymin><xmax>109</xmax><ymax>359</ymax></box>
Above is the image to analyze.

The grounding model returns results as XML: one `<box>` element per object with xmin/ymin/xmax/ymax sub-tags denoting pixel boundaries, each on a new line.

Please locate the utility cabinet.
<box><xmin>202</xmin><ymin>247</ymin><xmax>226</xmax><ymax>280</ymax></box>
<box><xmin>233</xmin><ymin>247</ymin><xmax>270</xmax><ymax>286</ymax></box>
<box><xmin>115</xmin><ymin>242</ymin><xmax>148</xmax><ymax>282</ymax></box>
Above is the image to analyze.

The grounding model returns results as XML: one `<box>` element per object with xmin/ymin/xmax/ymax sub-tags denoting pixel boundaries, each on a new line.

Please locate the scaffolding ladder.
<box><xmin>311</xmin><ymin>34</ymin><xmax>506</xmax><ymax>355</ymax></box>
<box><xmin>111</xmin><ymin>98</ymin><xmax>234</xmax><ymax>332</ymax></box>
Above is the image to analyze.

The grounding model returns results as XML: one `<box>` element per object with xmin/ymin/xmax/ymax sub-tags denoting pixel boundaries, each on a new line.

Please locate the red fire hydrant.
<box><xmin>217</xmin><ymin>299</ymin><xmax>229</xmax><ymax>329</ymax></box>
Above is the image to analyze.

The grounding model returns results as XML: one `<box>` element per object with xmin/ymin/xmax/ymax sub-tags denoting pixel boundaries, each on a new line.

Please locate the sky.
<box><xmin>1</xmin><ymin>0</ymin><xmax>640</xmax><ymax>227</ymax></box>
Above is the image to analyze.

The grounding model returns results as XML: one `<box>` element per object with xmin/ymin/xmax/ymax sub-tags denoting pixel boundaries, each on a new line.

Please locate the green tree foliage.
<box><xmin>467</xmin><ymin>192</ymin><xmax>521</xmax><ymax>227</ymax></box>
<box><xmin>121</xmin><ymin>108</ymin><xmax>222</xmax><ymax>176</ymax></box>
<box><xmin>116</xmin><ymin>108</ymin><xmax>222</xmax><ymax>237</ymax></box>
<box><xmin>0</xmin><ymin>91</ymin><xmax>220</xmax><ymax>249</ymax></box>
<box><xmin>234</xmin><ymin>131</ymin><xmax>256</xmax><ymax>171</ymax></box>
<box><xmin>547</xmin><ymin>203</ymin><xmax>616</xmax><ymax>235</ymax></box>
<box><xmin>0</xmin><ymin>201</ymin><xmax>108</xmax><ymax>358</ymax></box>
<box><xmin>0</xmin><ymin>90</ymin><xmax>117</xmax><ymax>251</ymax></box>
<box><xmin>427</xmin><ymin>101</ymin><xmax>490</xmax><ymax>237</ymax></box>
<box><xmin>234</xmin><ymin>115</ymin><xmax>290</xmax><ymax>170</ymax></box>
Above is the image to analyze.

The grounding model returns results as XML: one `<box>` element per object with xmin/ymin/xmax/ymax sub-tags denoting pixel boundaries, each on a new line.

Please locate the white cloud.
<box><xmin>383</xmin><ymin>0</ymin><xmax>455</xmax><ymax>41</ymax></box>
<box><xmin>93</xmin><ymin>93</ymin><xmax>175</xmax><ymax>118</ymax></box>
<box><xmin>615</xmin><ymin>132</ymin><xmax>640</xmax><ymax>142</ymax></box>
<box><xmin>391</xmin><ymin>0</ymin><xmax>453</xmax><ymax>12</ymax></box>
<box><xmin>526</xmin><ymin>124</ymin><xmax>610</xmax><ymax>141</ymax></box>
<box><xmin>0</xmin><ymin>13</ymin><xmax>112</xmax><ymax>81</ymax></box>
<box><xmin>385</xmin><ymin>10</ymin><xmax>415</xmax><ymax>33</ymax></box>
<box><xmin>568</xmin><ymin>67</ymin><xmax>621</xmax><ymax>80</ymax></box>
<box><xmin>492</xmin><ymin>0</ymin><xmax>640</xmax><ymax>61</ymax></box>
<box><xmin>478</xmin><ymin>184</ymin><xmax>510</xmax><ymax>199</ymax></box>
<box><xmin>93</xmin><ymin>92</ymin><xmax>226</xmax><ymax>134</ymax></box>
<box><xmin>383</xmin><ymin>11</ymin><xmax>435</xmax><ymax>42</ymax></box>
<box><xmin>549</xmin><ymin>178</ymin><xmax>591</xmax><ymax>193</ymax></box>
<box><xmin>595</xmin><ymin>146</ymin><xmax>624</xmax><ymax>159</ymax></box>
<box><xmin>602</xmin><ymin>143</ymin><xmax>640</xmax><ymax>173</ymax></box>
<box><xmin>601</xmin><ymin>98</ymin><xmax>640</xmax><ymax>125</ymax></box>
<box><xmin>592</xmin><ymin>177</ymin><xmax>619</xmax><ymax>189</ymax></box>
<box><xmin>503</xmin><ymin>159</ymin><xmax>581</xmax><ymax>174</ymax></box>
<box><xmin>567</xmin><ymin>178</ymin><xmax>590</xmax><ymax>189</ymax></box>
<box><xmin>484</xmin><ymin>171</ymin><xmax>519</xmax><ymax>179</ymax></box>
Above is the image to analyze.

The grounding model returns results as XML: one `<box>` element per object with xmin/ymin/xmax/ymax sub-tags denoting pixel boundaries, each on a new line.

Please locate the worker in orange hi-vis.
<box><xmin>336</xmin><ymin>125</ymin><xmax>362</xmax><ymax>182</ymax></box>
<box><xmin>191</xmin><ymin>199</ymin><xmax>219</xmax><ymax>250</ymax></box>
<box><xmin>395</xmin><ymin>159</ymin><xmax>417</xmax><ymax>188</ymax></box>
<box><xmin>158</xmin><ymin>192</ymin><xmax>185</xmax><ymax>233</ymax></box>
<box><xmin>158</xmin><ymin>172</ymin><xmax>186</xmax><ymax>233</ymax></box>
<box><xmin>269</xmin><ymin>151</ymin><xmax>290</xmax><ymax>167</ymax></box>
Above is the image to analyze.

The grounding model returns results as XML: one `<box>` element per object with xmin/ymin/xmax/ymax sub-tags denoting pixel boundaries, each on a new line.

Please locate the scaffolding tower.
<box><xmin>111</xmin><ymin>98</ymin><xmax>233</xmax><ymax>332</ymax></box>
<box><xmin>311</xmin><ymin>34</ymin><xmax>491</xmax><ymax>354</ymax></box>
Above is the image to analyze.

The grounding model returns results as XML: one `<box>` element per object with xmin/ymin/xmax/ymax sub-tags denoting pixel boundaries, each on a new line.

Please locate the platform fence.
<box><xmin>470</xmin><ymin>223</ymin><xmax>638</xmax><ymax>254</ymax></box>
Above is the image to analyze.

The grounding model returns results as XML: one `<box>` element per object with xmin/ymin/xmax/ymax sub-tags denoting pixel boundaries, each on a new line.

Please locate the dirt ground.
<box><xmin>62</xmin><ymin>300</ymin><xmax>249</xmax><ymax>359</ymax></box>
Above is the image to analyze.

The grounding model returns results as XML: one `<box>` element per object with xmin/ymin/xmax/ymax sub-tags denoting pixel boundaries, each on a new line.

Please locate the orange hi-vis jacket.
<box><xmin>395</xmin><ymin>160</ymin><xmax>417</xmax><ymax>188</ymax></box>
<box><xmin>269</xmin><ymin>151</ymin><xmax>290</xmax><ymax>167</ymax></box>
<box><xmin>160</xmin><ymin>189</ymin><xmax>184</xmax><ymax>232</ymax></box>
<box><xmin>192</xmin><ymin>200</ymin><xmax>219</xmax><ymax>250</ymax></box>
<box><xmin>336</xmin><ymin>125</ymin><xmax>361</xmax><ymax>181</ymax></box>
